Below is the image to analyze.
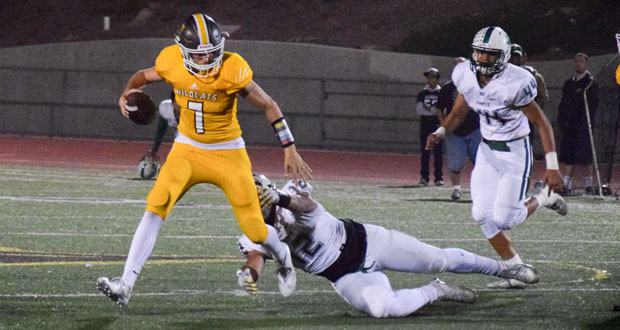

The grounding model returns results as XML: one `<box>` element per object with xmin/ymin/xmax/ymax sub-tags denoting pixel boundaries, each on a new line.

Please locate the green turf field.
<box><xmin>1</xmin><ymin>164</ymin><xmax>619</xmax><ymax>329</ymax></box>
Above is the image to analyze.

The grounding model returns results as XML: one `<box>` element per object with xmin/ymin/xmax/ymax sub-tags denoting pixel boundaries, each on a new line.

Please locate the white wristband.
<box><xmin>545</xmin><ymin>152</ymin><xmax>559</xmax><ymax>170</ymax></box>
<box><xmin>433</xmin><ymin>126</ymin><xmax>446</xmax><ymax>138</ymax></box>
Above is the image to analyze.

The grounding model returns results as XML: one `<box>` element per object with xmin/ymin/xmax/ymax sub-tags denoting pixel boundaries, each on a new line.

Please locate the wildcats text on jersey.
<box><xmin>175</xmin><ymin>88</ymin><xmax>218</xmax><ymax>101</ymax></box>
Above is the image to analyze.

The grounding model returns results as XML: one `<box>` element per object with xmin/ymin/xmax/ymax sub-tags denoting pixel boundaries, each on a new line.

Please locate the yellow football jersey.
<box><xmin>155</xmin><ymin>45</ymin><xmax>253</xmax><ymax>143</ymax></box>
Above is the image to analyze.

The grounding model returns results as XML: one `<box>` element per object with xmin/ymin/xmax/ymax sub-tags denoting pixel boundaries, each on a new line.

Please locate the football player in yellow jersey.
<box><xmin>96</xmin><ymin>13</ymin><xmax>312</xmax><ymax>307</ymax></box>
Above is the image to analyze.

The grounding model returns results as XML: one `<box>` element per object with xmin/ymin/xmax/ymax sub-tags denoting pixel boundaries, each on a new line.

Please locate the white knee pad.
<box><xmin>493</xmin><ymin>204</ymin><xmax>527</xmax><ymax>230</ymax></box>
<box><xmin>472</xmin><ymin>203</ymin><xmax>501</xmax><ymax>239</ymax></box>
<box><xmin>360</xmin><ymin>285</ymin><xmax>392</xmax><ymax>318</ymax></box>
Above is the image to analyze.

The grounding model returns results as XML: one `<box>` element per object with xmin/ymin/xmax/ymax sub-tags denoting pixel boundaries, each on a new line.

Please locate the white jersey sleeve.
<box><xmin>453</xmin><ymin>61</ymin><xmax>532</xmax><ymax>141</ymax></box>
<box><xmin>158</xmin><ymin>99</ymin><xmax>178</xmax><ymax>128</ymax></box>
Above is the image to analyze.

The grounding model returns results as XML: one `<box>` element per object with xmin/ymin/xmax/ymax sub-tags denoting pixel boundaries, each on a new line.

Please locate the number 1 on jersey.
<box><xmin>188</xmin><ymin>101</ymin><xmax>204</xmax><ymax>134</ymax></box>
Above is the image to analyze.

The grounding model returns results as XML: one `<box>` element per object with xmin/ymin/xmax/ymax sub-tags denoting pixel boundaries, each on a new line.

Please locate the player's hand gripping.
<box><xmin>118</xmin><ymin>88</ymin><xmax>144</xmax><ymax>118</ymax></box>
<box><xmin>236</xmin><ymin>268</ymin><xmax>258</xmax><ymax>295</ymax></box>
<box><xmin>542</xmin><ymin>169</ymin><xmax>564</xmax><ymax>195</ymax></box>
<box><xmin>283</xmin><ymin>145</ymin><xmax>313</xmax><ymax>182</ymax></box>
<box><xmin>257</xmin><ymin>185</ymin><xmax>279</xmax><ymax>215</ymax></box>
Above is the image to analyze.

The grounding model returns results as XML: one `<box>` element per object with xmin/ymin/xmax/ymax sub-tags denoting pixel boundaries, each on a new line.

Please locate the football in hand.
<box><xmin>125</xmin><ymin>92</ymin><xmax>157</xmax><ymax>125</ymax></box>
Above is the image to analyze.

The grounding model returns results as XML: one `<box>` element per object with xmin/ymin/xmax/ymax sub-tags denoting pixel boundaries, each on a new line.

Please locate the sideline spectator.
<box><xmin>557</xmin><ymin>53</ymin><xmax>599</xmax><ymax>195</ymax></box>
<box><xmin>417</xmin><ymin>67</ymin><xmax>443</xmax><ymax>186</ymax></box>
<box><xmin>437</xmin><ymin>57</ymin><xmax>481</xmax><ymax>200</ymax></box>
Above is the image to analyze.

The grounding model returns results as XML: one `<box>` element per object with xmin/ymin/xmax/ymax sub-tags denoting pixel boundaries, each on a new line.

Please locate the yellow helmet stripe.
<box><xmin>193</xmin><ymin>14</ymin><xmax>209</xmax><ymax>45</ymax></box>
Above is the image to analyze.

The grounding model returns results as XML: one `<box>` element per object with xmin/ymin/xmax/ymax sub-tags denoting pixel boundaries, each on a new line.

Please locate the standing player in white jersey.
<box><xmin>426</xmin><ymin>26</ymin><xmax>567</xmax><ymax>289</ymax></box>
<box><xmin>235</xmin><ymin>174</ymin><xmax>540</xmax><ymax>318</ymax></box>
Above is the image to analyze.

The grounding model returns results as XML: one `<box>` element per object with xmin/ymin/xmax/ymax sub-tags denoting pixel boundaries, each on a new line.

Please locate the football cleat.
<box><xmin>419</xmin><ymin>178</ymin><xmax>429</xmax><ymax>187</ymax></box>
<box><xmin>533</xmin><ymin>182</ymin><xmax>568</xmax><ymax>216</ymax></box>
<box><xmin>275</xmin><ymin>244</ymin><xmax>296</xmax><ymax>297</ymax></box>
<box><xmin>498</xmin><ymin>262</ymin><xmax>540</xmax><ymax>284</ymax></box>
<box><xmin>434</xmin><ymin>179</ymin><xmax>444</xmax><ymax>186</ymax></box>
<box><xmin>430</xmin><ymin>278</ymin><xmax>477</xmax><ymax>303</ymax></box>
<box><xmin>236</xmin><ymin>268</ymin><xmax>258</xmax><ymax>295</ymax></box>
<box><xmin>96</xmin><ymin>277</ymin><xmax>131</xmax><ymax>307</ymax></box>
<box><xmin>451</xmin><ymin>188</ymin><xmax>462</xmax><ymax>201</ymax></box>
<box><xmin>487</xmin><ymin>278</ymin><xmax>529</xmax><ymax>289</ymax></box>
<box><xmin>547</xmin><ymin>193</ymin><xmax>568</xmax><ymax>216</ymax></box>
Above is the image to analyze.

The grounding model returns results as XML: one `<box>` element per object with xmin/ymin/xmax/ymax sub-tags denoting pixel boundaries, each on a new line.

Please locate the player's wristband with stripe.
<box><xmin>276</xmin><ymin>190</ymin><xmax>291</xmax><ymax>207</ymax></box>
<box><xmin>545</xmin><ymin>152</ymin><xmax>559</xmax><ymax>170</ymax></box>
<box><xmin>271</xmin><ymin>117</ymin><xmax>295</xmax><ymax>148</ymax></box>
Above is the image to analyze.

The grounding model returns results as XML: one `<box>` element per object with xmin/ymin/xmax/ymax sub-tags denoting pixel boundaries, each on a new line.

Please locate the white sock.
<box><xmin>505</xmin><ymin>254</ymin><xmax>523</xmax><ymax>265</ymax></box>
<box><xmin>121</xmin><ymin>211</ymin><xmax>163</xmax><ymax>289</ymax></box>
<box><xmin>564</xmin><ymin>176</ymin><xmax>573</xmax><ymax>190</ymax></box>
<box><xmin>444</xmin><ymin>248</ymin><xmax>501</xmax><ymax>275</ymax></box>
<box><xmin>453</xmin><ymin>185</ymin><xmax>461</xmax><ymax>190</ymax></box>
<box><xmin>584</xmin><ymin>176</ymin><xmax>593</xmax><ymax>188</ymax></box>
<box><xmin>260</xmin><ymin>225</ymin><xmax>290</xmax><ymax>266</ymax></box>
<box><xmin>534</xmin><ymin>185</ymin><xmax>553</xmax><ymax>207</ymax></box>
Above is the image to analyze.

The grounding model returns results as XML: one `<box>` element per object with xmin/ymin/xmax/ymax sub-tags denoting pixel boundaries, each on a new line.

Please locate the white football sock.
<box><xmin>584</xmin><ymin>176</ymin><xmax>593</xmax><ymax>188</ymax></box>
<box><xmin>260</xmin><ymin>225</ymin><xmax>290</xmax><ymax>266</ymax></box>
<box><xmin>443</xmin><ymin>248</ymin><xmax>501</xmax><ymax>275</ymax></box>
<box><xmin>121</xmin><ymin>211</ymin><xmax>163</xmax><ymax>289</ymax></box>
<box><xmin>505</xmin><ymin>254</ymin><xmax>523</xmax><ymax>265</ymax></box>
<box><xmin>564</xmin><ymin>176</ymin><xmax>573</xmax><ymax>190</ymax></box>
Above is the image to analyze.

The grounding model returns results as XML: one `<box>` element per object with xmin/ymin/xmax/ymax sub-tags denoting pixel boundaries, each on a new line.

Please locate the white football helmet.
<box><xmin>138</xmin><ymin>156</ymin><xmax>160</xmax><ymax>180</ymax></box>
<box><xmin>470</xmin><ymin>26</ymin><xmax>511</xmax><ymax>75</ymax></box>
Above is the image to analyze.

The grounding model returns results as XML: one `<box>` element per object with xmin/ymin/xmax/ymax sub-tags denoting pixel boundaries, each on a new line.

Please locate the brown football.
<box><xmin>125</xmin><ymin>92</ymin><xmax>157</xmax><ymax>125</ymax></box>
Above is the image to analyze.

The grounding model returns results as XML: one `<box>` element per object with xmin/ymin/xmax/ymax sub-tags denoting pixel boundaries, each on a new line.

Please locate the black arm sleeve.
<box><xmin>151</xmin><ymin>116</ymin><xmax>169</xmax><ymax>153</ymax></box>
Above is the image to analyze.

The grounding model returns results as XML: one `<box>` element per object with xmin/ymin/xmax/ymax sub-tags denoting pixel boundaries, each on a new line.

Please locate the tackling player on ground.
<box><xmin>96</xmin><ymin>13</ymin><xmax>312</xmax><ymax>306</ymax></box>
<box><xmin>426</xmin><ymin>26</ymin><xmax>567</xmax><ymax>289</ymax></box>
<box><xmin>137</xmin><ymin>92</ymin><xmax>180</xmax><ymax>180</ymax></box>
<box><xmin>235</xmin><ymin>175</ymin><xmax>540</xmax><ymax>318</ymax></box>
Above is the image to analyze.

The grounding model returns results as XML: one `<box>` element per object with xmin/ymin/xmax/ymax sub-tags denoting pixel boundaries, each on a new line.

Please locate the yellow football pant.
<box><xmin>145</xmin><ymin>142</ymin><xmax>267</xmax><ymax>243</ymax></box>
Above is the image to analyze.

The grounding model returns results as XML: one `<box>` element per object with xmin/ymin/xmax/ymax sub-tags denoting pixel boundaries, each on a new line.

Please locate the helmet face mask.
<box><xmin>470</xmin><ymin>26</ymin><xmax>511</xmax><ymax>76</ymax></box>
<box><xmin>175</xmin><ymin>14</ymin><xmax>225</xmax><ymax>77</ymax></box>
<box><xmin>253</xmin><ymin>173</ymin><xmax>277</xmax><ymax>220</ymax></box>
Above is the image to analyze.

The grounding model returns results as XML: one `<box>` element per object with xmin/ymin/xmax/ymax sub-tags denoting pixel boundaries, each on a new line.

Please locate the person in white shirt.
<box><xmin>426</xmin><ymin>26</ymin><xmax>567</xmax><ymax>289</ymax></box>
<box><xmin>416</xmin><ymin>68</ymin><xmax>444</xmax><ymax>186</ymax></box>
<box><xmin>235</xmin><ymin>175</ymin><xmax>540</xmax><ymax>318</ymax></box>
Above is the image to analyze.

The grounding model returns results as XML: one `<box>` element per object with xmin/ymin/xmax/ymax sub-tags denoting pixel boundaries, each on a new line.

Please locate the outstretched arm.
<box><xmin>241</xmin><ymin>81</ymin><xmax>312</xmax><ymax>181</ymax></box>
<box><xmin>522</xmin><ymin>100</ymin><xmax>564</xmax><ymax>193</ymax></box>
<box><xmin>426</xmin><ymin>93</ymin><xmax>470</xmax><ymax>149</ymax></box>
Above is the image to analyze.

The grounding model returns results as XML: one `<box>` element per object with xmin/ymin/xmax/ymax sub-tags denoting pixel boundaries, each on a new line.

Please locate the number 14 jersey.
<box><xmin>453</xmin><ymin>61</ymin><xmax>537</xmax><ymax>141</ymax></box>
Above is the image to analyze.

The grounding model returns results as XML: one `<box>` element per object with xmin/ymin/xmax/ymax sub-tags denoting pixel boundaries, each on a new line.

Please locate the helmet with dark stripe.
<box><xmin>470</xmin><ymin>26</ymin><xmax>511</xmax><ymax>76</ymax></box>
<box><xmin>175</xmin><ymin>14</ymin><xmax>225</xmax><ymax>77</ymax></box>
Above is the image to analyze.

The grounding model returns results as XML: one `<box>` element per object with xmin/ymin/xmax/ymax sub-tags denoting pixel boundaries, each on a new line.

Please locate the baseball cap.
<box><xmin>510</xmin><ymin>44</ymin><xmax>523</xmax><ymax>56</ymax></box>
<box><xmin>423</xmin><ymin>67</ymin><xmax>440</xmax><ymax>78</ymax></box>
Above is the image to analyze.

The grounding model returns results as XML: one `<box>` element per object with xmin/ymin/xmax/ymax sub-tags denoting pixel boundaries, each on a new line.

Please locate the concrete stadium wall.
<box><xmin>0</xmin><ymin>39</ymin><xmax>617</xmax><ymax>155</ymax></box>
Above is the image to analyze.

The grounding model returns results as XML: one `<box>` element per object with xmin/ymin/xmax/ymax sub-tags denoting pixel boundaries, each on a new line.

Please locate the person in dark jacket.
<box><xmin>557</xmin><ymin>53</ymin><xmax>599</xmax><ymax>195</ymax></box>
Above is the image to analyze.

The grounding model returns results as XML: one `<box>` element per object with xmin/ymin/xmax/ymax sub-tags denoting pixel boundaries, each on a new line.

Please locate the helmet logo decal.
<box><xmin>483</xmin><ymin>26</ymin><xmax>495</xmax><ymax>43</ymax></box>
<box><xmin>193</xmin><ymin>14</ymin><xmax>209</xmax><ymax>45</ymax></box>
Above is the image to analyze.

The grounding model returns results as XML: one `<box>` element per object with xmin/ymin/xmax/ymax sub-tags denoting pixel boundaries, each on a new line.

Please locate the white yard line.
<box><xmin>1</xmin><ymin>287</ymin><xmax>618</xmax><ymax>299</ymax></box>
